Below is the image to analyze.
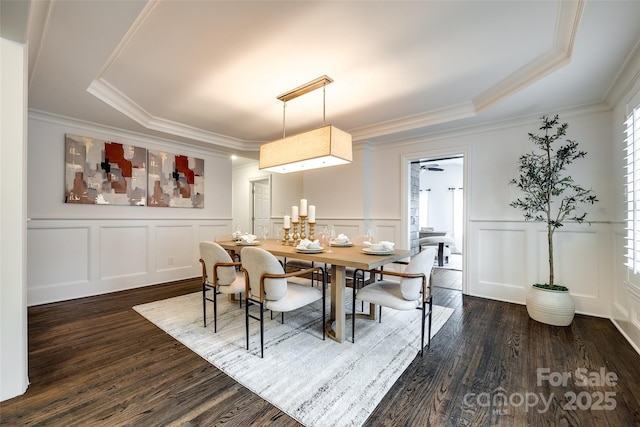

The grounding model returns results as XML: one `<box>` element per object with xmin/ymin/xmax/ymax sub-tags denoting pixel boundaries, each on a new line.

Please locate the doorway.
<box><xmin>252</xmin><ymin>179</ymin><xmax>271</xmax><ymax>237</ymax></box>
<box><xmin>406</xmin><ymin>152</ymin><xmax>466</xmax><ymax>291</ymax></box>
<box><xmin>416</xmin><ymin>156</ymin><xmax>464</xmax><ymax>256</ymax></box>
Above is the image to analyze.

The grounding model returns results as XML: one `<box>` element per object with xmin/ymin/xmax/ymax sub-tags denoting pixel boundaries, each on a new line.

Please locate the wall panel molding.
<box><xmin>467</xmin><ymin>220</ymin><xmax>611</xmax><ymax>317</ymax></box>
<box><xmin>27</xmin><ymin>218</ymin><xmax>231</xmax><ymax>305</ymax></box>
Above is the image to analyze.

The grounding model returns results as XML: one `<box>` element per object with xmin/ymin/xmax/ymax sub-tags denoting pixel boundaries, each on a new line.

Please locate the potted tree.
<box><xmin>510</xmin><ymin>115</ymin><xmax>598</xmax><ymax>326</ymax></box>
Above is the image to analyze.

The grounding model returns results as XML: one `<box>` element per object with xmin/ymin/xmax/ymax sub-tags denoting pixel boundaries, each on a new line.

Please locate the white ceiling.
<box><xmin>11</xmin><ymin>0</ymin><xmax>640</xmax><ymax>158</ymax></box>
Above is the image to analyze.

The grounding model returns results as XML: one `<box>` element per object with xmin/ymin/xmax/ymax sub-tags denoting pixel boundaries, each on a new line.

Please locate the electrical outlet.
<box><xmin>168</xmin><ymin>256</ymin><xmax>174</xmax><ymax>265</ymax></box>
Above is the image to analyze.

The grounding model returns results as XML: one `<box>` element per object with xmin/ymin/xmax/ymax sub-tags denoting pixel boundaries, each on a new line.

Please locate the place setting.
<box><xmin>362</xmin><ymin>240</ymin><xmax>395</xmax><ymax>255</ymax></box>
<box><xmin>328</xmin><ymin>233</ymin><xmax>353</xmax><ymax>247</ymax></box>
<box><xmin>295</xmin><ymin>238</ymin><xmax>324</xmax><ymax>253</ymax></box>
<box><xmin>232</xmin><ymin>231</ymin><xmax>261</xmax><ymax>246</ymax></box>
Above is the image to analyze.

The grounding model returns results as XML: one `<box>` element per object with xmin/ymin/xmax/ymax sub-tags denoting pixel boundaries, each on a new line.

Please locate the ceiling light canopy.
<box><xmin>259</xmin><ymin>75</ymin><xmax>352</xmax><ymax>174</ymax></box>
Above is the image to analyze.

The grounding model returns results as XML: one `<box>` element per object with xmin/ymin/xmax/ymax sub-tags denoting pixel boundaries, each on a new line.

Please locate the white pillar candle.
<box><xmin>300</xmin><ymin>199</ymin><xmax>308</xmax><ymax>216</ymax></box>
<box><xmin>284</xmin><ymin>215</ymin><xmax>290</xmax><ymax>228</ymax></box>
<box><xmin>292</xmin><ymin>206</ymin><xmax>299</xmax><ymax>222</ymax></box>
<box><xmin>308</xmin><ymin>205</ymin><xmax>316</xmax><ymax>222</ymax></box>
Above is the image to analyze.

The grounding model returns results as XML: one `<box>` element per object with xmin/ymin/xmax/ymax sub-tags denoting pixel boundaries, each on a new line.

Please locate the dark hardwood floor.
<box><xmin>2</xmin><ymin>270</ymin><xmax>640</xmax><ymax>426</ymax></box>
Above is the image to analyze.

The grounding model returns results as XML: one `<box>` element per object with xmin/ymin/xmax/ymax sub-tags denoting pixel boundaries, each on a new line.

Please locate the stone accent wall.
<box><xmin>410</xmin><ymin>163</ymin><xmax>420</xmax><ymax>255</ymax></box>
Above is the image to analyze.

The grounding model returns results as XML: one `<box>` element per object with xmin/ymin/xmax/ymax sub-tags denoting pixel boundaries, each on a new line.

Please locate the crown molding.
<box><xmin>473</xmin><ymin>0</ymin><xmax>584</xmax><ymax>112</ymax></box>
<box><xmin>345</xmin><ymin>0</ymin><xmax>586</xmax><ymax>143</ymax></box>
<box><xmin>87</xmin><ymin>77</ymin><xmax>256</xmax><ymax>151</ymax></box>
<box><xmin>365</xmin><ymin>101</ymin><xmax>609</xmax><ymax>151</ymax></box>
<box><xmin>349</xmin><ymin>102</ymin><xmax>476</xmax><ymax>142</ymax></box>
<box><xmin>28</xmin><ymin>108</ymin><xmax>234</xmax><ymax>159</ymax></box>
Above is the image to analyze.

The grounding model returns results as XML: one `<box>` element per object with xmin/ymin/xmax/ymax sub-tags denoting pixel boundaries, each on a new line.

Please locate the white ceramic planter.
<box><xmin>525</xmin><ymin>285</ymin><xmax>575</xmax><ymax>326</ymax></box>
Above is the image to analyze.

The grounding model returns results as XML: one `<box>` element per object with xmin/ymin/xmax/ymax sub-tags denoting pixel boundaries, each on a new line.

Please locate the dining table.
<box><xmin>217</xmin><ymin>238</ymin><xmax>411</xmax><ymax>343</ymax></box>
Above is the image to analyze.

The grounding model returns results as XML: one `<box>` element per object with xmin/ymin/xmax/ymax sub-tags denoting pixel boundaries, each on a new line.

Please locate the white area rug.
<box><xmin>134</xmin><ymin>291</ymin><xmax>453</xmax><ymax>427</ymax></box>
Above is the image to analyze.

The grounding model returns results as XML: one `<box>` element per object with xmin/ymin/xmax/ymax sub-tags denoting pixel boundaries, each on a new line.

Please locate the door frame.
<box><xmin>249</xmin><ymin>175</ymin><xmax>271</xmax><ymax>235</ymax></box>
<box><xmin>400</xmin><ymin>145</ymin><xmax>470</xmax><ymax>294</ymax></box>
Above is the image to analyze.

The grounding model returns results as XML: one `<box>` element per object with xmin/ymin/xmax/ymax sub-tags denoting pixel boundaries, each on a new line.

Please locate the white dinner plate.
<box><xmin>361</xmin><ymin>248</ymin><xmax>394</xmax><ymax>255</ymax></box>
<box><xmin>236</xmin><ymin>240</ymin><xmax>260</xmax><ymax>246</ymax></box>
<box><xmin>295</xmin><ymin>247</ymin><xmax>325</xmax><ymax>254</ymax></box>
<box><xmin>329</xmin><ymin>241</ymin><xmax>353</xmax><ymax>247</ymax></box>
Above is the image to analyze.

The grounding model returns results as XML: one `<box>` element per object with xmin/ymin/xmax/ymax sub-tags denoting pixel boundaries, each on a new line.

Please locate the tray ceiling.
<box><xmin>17</xmin><ymin>0</ymin><xmax>640</xmax><ymax>155</ymax></box>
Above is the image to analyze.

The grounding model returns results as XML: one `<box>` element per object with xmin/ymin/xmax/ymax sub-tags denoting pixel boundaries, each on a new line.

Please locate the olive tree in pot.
<box><xmin>510</xmin><ymin>115</ymin><xmax>598</xmax><ymax>326</ymax></box>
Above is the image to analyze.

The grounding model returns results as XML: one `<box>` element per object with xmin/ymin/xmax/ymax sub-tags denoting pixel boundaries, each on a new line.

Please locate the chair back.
<box><xmin>241</xmin><ymin>247</ymin><xmax>287</xmax><ymax>301</ymax></box>
<box><xmin>199</xmin><ymin>241</ymin><xmax>236</xmax><ymax>286</ymax></box>
<box><xmin>400</xmin><ymin>247</ymin><xmax>436</xmax><ymax>300</ymax></box>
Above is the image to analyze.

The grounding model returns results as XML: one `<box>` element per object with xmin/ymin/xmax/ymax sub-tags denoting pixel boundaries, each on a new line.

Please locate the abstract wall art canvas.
<box><xmin>147</xmin><ymin>150</ymin><xmax>204</xmax><ymax>208</ymax></box>
<box><xmin>64</xmin><ymin>134</ymin><xmax>147</xmax><ymax>205</ymax></box>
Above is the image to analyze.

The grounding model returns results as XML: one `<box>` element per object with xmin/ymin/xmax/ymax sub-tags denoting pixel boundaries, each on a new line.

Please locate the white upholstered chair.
<box><xmin>199</xmin><ymin>241</ymin><xmax>245</xmax><ymax>332</ymax></box>
<box><xmin>352</xmin><ymin>247</ymin><xmax>436</xmax><ymax>356</ymax></box>
<box><xmin>241</xmin><ymin>247</ymin><xmax>326</xmax><ymax>358</ymax></box>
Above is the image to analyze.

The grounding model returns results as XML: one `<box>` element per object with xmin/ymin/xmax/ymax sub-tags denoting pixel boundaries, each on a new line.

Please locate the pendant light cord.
<box><xmin>280</xmin><ymin>76</ymin><xmax>330</xmax><ymax>138</ymax></box>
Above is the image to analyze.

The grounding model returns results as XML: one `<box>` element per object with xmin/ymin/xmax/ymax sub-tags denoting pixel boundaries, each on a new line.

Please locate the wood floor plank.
<box><xmin>2</xmin><ymin>273</ymin><xmax>640</xmax><ymax>426</ymax></box>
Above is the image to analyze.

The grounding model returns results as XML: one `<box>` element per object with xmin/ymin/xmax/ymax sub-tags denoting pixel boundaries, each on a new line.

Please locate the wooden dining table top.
<box><xmin>216</xmin><ymin>239</ymin><xmax>411</xmax><ymax>269</ymax></box>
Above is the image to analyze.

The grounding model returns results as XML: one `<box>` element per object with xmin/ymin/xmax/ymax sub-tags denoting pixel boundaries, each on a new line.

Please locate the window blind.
<box><xmin>624</xmin><ymin>89</ymin><xmax>640</xmax><ymax>272</ymax></box>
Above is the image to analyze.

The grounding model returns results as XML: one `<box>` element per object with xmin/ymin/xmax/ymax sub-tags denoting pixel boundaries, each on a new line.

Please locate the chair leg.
<box><xmin>428</xmin><ymin>296</ymin><xmax>433</xmax><ymax>349</ymax></box>
<box><xmin>213</xmin><ymin>287</ymin><xmax>218</xmax><ymax>333</ymax></box>
<box><xmin>352</xmin><ymin>281</ymin><xmax>356</xmax><ymax>343</ymax></box>
<box><xmin>322</xmin><ymin>269</ymin><xmax>326</xmax><ymax>340</ymax></box>
<box><xmin>420</xmin><ymin>301</ymin><xmax>426</xmax><ymax>357</ymax></box>
<box><xmin>246</xmin><ymin>298</ymin><xmax>265</xmax><ymax>358</ymax></box>
<box><xmin>245</xmin><ymin>298</ymin><xmax>250</xmax><ymax>351</ymax></box>
<box><xmin>358</xmin><ymin>274</ymin><xmax>364</xmax><ymax>312</ymax></box>
<box><xmin>202</xmin><ymin>282</ymin><xmax>207</xmax><ymax>327</ymax></box>
<box><xmin>260</xmin><ymin>302</ymin><xmax>264</xmax><ymax>358</ymax></box>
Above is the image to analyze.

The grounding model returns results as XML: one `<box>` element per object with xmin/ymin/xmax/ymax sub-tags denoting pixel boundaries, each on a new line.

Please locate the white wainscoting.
<box><xmin>467</xmin><ymin>220</ymin><xmax>612</xmax><ymax>317</ymax></box>
<box><xmin>27</xmin><ymin>219</ymin><xmax>233</xmax><ymax>306</ymax></box>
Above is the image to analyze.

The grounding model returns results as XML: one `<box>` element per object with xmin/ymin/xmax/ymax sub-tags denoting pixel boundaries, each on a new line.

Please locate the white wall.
<box><xmin>27</xmin><ymin>113</ymin><xmax>235</xmax><ymax>305</ymax></box>
<box><xmin>1</xmin><ymin>37</ymin><xmax>29</xmax><ymax>401</ymax></box>
<box><xmin>302</xmin><ymin>110</ymin><xmax>615</xmax><ymax>318</ymax></box>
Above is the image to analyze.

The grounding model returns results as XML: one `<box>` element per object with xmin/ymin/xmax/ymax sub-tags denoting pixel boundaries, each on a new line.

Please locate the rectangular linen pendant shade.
<box><xmin>259</xmin><ymin>75</ymin><xmax>352</xmax><ymax>173</ymax></box>
<box><xmin>259</xmin><ymin>125</ymin><xmax>352</xmax><ymax>173</ymax></box>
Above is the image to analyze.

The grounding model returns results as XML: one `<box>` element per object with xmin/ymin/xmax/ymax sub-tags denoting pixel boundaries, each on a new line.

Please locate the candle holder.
<box><xmin>308</xmin><ymin>221</ymin><xmax>316</xmax><ymax>241</ymax></box>
<box><xmin>282</xmin><ymin>227</ymin><xmax>291</xmax><ymax>245</ymax></box>
<box><xmin>291</xmin><ymin>221</ymin><xmax>300</xmax><ymax>245</ymax></box>
<box><xmin>299</xmin><ymin>215</ymin><xmax>308</xmax><ymax>240</ymax></box>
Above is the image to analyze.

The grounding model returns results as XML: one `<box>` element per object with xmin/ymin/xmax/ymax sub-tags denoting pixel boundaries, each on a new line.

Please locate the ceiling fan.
<box><xmin>420</xmin><ymin>163</ymin><xmax>443</xmax><ymax>172</ymax></box>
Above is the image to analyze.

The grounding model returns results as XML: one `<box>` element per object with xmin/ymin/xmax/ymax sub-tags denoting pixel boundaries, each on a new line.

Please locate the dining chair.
<box><xmin>241</xmin><ymin>246</ymin><xmax>326</xmax><ymax>358</ymax></box>
<box><xmin>352</xmin><ymin>247</ymin><xmax>436</xmax><ymax>356</ymax></box>
<box><xmin>199</xmin><ymin>241</ymin><xmax>245</xmax><ymax>332</ymax></box>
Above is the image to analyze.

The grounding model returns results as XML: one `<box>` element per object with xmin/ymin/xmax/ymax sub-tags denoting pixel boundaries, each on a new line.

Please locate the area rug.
<box><xmin>133</xmin><ymin>290</ymin><xmax>453</xmax><ymax>427</ymax></box>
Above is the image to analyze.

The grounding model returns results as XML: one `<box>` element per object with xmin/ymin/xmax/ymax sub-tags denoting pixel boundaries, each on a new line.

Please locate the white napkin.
<box><xmin>366</xmin><ymin>241</ymin><xmax>395</xmax><ymax>251</ymax></box>
<box><xmin>332</xmin><ymin>233</ymin><xmax>350</xmax><ymax>244</ymax></box>
<box><xmin>240</xmin><ymin>234</ymin><xmax>257</xmax><ymax>243</ymax></box>
<box><xmin>296</xmin><ymin>238</ymin><xmax>319</xmax><ymax>250</ymax></box>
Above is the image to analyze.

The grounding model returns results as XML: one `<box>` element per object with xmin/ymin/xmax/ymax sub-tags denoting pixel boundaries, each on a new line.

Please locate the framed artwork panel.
<box><xmin>64</xmin><ymin>134</ymin><xmax>147</xmax><ymax>206</ymax></box>
<box><xmin>147</xmin><ymin>150</ymin><xmax>204</xmax><ymax>208</ymax></box>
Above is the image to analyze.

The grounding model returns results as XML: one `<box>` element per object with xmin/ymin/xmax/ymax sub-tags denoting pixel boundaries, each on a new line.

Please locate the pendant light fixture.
<box><xmin>259</xmin><ymin>75</ymin><xmax>352</xmax><ymax>173</ymax></box>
